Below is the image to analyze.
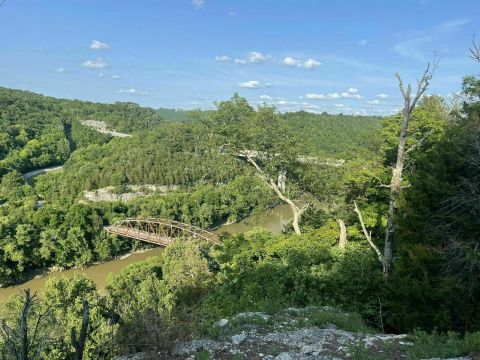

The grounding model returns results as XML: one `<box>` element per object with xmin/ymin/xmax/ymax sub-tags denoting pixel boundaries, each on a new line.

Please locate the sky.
<box><xmin>0</xmin><ymin>0</ymin><xmax>479</xmax><ymax>116</ymax></box>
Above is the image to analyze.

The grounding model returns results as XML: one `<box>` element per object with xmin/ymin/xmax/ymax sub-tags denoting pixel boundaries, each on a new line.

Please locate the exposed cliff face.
<box><xmin>114</xmin><ymin>307</ymin><xmax>475</xmax><ymax>360</ymax></box>
<box><xmin>83</xmin><ymin>185</ymin><xmax>178</xmax><ymax>202</ymax></box>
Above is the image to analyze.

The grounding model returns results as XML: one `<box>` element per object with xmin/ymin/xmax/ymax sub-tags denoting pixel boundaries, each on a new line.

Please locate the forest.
<box><xmin>0</xmin><ymin>59</ymin><xmax>479</xmax><ymax>359</ymax></box>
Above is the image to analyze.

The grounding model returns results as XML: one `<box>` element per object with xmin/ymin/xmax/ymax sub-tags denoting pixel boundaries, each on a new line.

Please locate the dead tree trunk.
<box><xmin>336</xmin><ymin>218</ymin><xmax>348</xmax><ymax>249</ymax></box>
<box><xmin>71</xmin><ymin>301</ymin><xmax>90</xmax><ymax>360</ymax></box>
<box><xmin>354</xmin><ymin>201</ymin><xmax>384</xmax><ymax>266</ymax></box>
<box><xmin>278</xmin><ymin>170</ymin><xmax>286</xmax><ymax>192</ymax></box>
<box><xmin>383</xmin><ymin>63</ymin><xmax>435</xmax><ymax>277</ymax></box>
<box><xmin>245</xmin><ymin>154</ymin><xmax>307</xmax><ymax>235</ymax></box>
<box><xmin>0</xmin><ymin>289</ymin><xmax>36</xmax><ymax>360</ymax></box>
<box><xmin>19</xmin><ymin>290</ymin><xmax>34</xmax><ymax>360</ymax></box>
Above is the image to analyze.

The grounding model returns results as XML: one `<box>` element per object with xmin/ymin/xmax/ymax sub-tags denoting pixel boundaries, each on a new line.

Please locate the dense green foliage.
<box><xmin>283</xmin><ymin>111</ymin><xmax>381</xmax><ymax>159</ymax></box>
<box><xmin>0</xmin><ymin>87</ymin><xmax>167</xmax><ymax>178</ymax></box>
<box><xmin>1</xmin><ymin>62</ymin><xmax>480</xmax><ymax>359</ymax></box>
<box><xmin>0</xmin><ymin>175</ymin><xmax>272</xmax><ymax>285</ymax></box>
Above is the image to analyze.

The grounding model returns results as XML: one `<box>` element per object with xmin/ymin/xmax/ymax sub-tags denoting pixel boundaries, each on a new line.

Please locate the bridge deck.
<box><xmin>104</xmin><ymin>218</ymin><xmax>219</xmax><ymax>247</ymax></box>
<box><xmin>105</xmin><ymin>225</ymin><xmax>174</xmax><ymax>246</ymax></box>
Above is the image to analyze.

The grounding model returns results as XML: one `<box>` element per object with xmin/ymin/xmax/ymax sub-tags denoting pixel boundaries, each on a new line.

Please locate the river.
<box><xmin>0</xmin><ymin>203</ymin><xmax>293</xmax><ymax>302</ymax></box>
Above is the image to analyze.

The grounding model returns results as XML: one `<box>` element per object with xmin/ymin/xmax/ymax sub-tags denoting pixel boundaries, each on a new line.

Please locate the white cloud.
<box><xmin>239</xmin><ymin>80</ymin><xmax>262</xmax><ymax>89</ymax></box>
<box><xmin>248</xmin><ymin>51</ymin><xmax>267</xmax><ymax>63</ymax></box>
<box><xmin>367</xmin><ymin>99</ymin><xmax>380</xmax><ymax>105</ymax></box>
<box><xmin>98</xmin><ymin>72</ymin><xmax>105</xmax><ymax>78</ymax></box>
<box><xmin>358</xmin><ymin>39</ymin><xmax>368</xmax><ymax>46</ymax></box>
<box><xmin>333</xmin><ymin>92</ymin><xmax>364</xmax><ymax>99</ymax></box>
<box><xmin>90</xmin><ymin>40</ymin><xmax>111</xmax><ymax>50</ymax></box>
<box><xmin>234</xmin><ymin>52</ymin><xmax>268</xmax><ymax>64</ymax></box>
<box><xmin>112</xmin><ymin>75</ymin><xmax>121</xmax><ymax>79</ymax></box>
<box><xmin>306</xmin><ymin>89</ymin><xmax>364</xmax><ymax>100</ymax></box>
<box><xmin>283</xmin><ymin>56</ymin><xmax>301</xmax><ymax>67</ymax></box>
<box><xmin>305</xmin><ymin>93</ymin><xmax>326</xmax><ymax>100</ymax></box>
<box><xmin>376</xmin><ymin>93</ymin><xmax>388</xmax><ymax>98</ymax></box>
<box><xmin>192</xmin><ymin>0</ymin><xmax>205</xmax><ymax>9</ymax></box>
<box><xmin>282</xmin><ymin>57</ymin><xmax>321</xmax><ymax>69</ymax></box>
<box><xmin>82</xmin><ymin>58</ymin><xmax>109</xmax><ymax>69</ymax></box>
<box><xmin>260</xmin><ymin>95</ymin><xmax>272</xmax><ymax>100</ymax></box>
<box><xmin>215</xmin><ymin>55</ymin><xmax>231</xmax><ymax>62</ymax></box>
<box><xmin>118</xmin><ymin>88</ymin><xmax>149</xmax><ymax>95</ymax></box>
<box><xmin>303</xmin><ymin>58</ymin><xmax>321</xmax><ymax>69</ymax></box>
<box><xmin>302</xmin><ymin>103</ymin><xmax>321</xmax><ymax>109</ymax></box>
<box><xmin>277</xmin><ymin>100</ymin><xmax>288</xmax><ymax>105</ymax></box>
<box><xmin>55</xmin><ymin>67</ymin><xmax>66</xmax><ymax>73</ymax></box>
<box><xmin>335</xmin><ymin>104</ymin><xmax>345</xmax><ymax>108</ymax></box>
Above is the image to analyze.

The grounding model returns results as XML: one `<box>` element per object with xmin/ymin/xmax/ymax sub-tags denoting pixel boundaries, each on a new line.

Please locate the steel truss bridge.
<box><xmin>104</xmin><ymin>218</ymin><xmax>219</xmax><ymax>247</ymax></box>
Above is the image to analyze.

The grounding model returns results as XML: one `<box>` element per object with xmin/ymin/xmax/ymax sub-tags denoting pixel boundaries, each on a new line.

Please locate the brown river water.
<box><xmin>0</xmin><ymin>203</ymin><xmax>293</xmax><ymax>302</ymax></box>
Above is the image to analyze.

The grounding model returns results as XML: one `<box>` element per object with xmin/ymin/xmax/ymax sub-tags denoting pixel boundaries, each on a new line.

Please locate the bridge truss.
<box><xmin>105</xmin><ymin>218</ymin><xmax>219</xmax><ymax>247</ymax></box>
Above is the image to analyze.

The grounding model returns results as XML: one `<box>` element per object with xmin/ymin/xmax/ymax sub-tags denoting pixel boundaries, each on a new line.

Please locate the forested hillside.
<box><xmin>1</xmin><ymin>73</ymin><xmax>480</xmax><ymax>359</ymax></box>
<box><xmin>283</xmin><ymin>111</ymin><xmax>381</xmax><ymax>158</ymax></box>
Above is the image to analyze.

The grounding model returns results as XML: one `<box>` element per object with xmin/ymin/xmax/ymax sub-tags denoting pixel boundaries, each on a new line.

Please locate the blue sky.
<box><xmin>0</xmin><ymin>0</ymin><xmax>479</xmax><ymax>115</ymax></box>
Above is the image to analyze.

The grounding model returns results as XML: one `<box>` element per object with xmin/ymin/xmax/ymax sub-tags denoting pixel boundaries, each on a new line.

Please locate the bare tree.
<box><xmin>383</xmin><ymin>62</ymin><xmax>436</xmax><ymax>276</ymax></box>
<box><xmin>353</xmin><ymin>201</ymin><xmax>384</xmax><ymax>265</ymax></box>
<box><xmin>71</xmin><ymin>301</ymin><xmax>90</xmax><ymax>360</ymax></box>
<box><xmin>469</xmin><ymin>34</ymin><xmax>480</xmax><ymax>62</ymax></box>
<box><xmin>336</xmin><ymin>218</ymin><xmax>348</xmax><ymax>249</ymax></box>
<box><xmin>1</xmin><ymin>289</ymin><xmax>49</xmax><ymax>360</ymax></box>
<box><xmin>353</xmin><ymin>63</ymin><xmax>436</xmax><ymax>276</ymax></box>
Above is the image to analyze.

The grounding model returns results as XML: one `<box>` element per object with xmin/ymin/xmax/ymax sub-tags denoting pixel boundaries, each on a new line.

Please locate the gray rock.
<box><xmin>217</xmin><ymin>318</ymin><xmax>229</xmax><ymax>327</ymax></box>
<box><xmin>231</xmin><ymin>332</ymin><xmax>247</xmax><ymax>345</ymax></box>
<box><xmin>174</xmin><ymin>339</ymin><xmax>221</xmax><ymax>355</ymax></box>
<box><xmin>274</xmin><ymin>353</ymin><xmax>293</xmax><ymax>360</ymax></box>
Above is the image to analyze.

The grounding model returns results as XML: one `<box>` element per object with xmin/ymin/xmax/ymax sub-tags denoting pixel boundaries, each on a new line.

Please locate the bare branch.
<box><xmin>405</xmin><ymin>129</ymin><xmax>436</xmax><ymax>155</ymax></box>
<box><xmin>299</xmin><ymin>203</ymin><xmax>309</xmax><ymax>215</ymax></box>
<box><xmin>470</xmin><ymin>34</ymin><xmax>480</xmax><ymax>62</ymax></box>
<box><xmin>395</xmin><ymin>72</ymin><xmax>409</xmax><ymax>100</ymax></box>
<box><xmin>353</xmin><ymin>201</ymin><xmax>384</xmax><ymax>265</ymax></box>
<box><xmin>410</xmin><ymin>58</ymin><xmax>438</xmax><ymax>112</ymax></box>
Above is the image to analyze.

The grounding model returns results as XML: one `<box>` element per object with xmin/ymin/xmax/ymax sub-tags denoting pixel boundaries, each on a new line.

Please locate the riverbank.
<box><xmin>0</xmin><ymin>247</ymin><xmax>165</xmax><ymax>302</ymax></box>
<box><xmin>0</xmin><ymin>202</ymin><xmax>294</xmax><ymax>303</ymax></box>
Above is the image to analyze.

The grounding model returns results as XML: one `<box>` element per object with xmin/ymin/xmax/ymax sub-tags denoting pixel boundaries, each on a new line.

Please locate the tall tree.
<box><xmin>203</xmin><ymin>94</ymin><xmax>308</xmax><ymax>234</ymax></box>
<box><xmin>382</xmin><ymin>63</ymin><xmax>436</xmax><ymax>276</ymax></box>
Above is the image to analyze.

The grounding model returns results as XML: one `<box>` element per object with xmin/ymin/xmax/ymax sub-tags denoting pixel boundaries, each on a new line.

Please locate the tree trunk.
<box><xmin>245</xmin><ymin>154</ymin><xmax>307</xmax><ymax>235</ymax></box>
<box><xmin>383</xmin><ymin>64</ymin><xmax>433</xmax><ymax>277</ymax></box>
<box><xmin>278</xmin><ymin>170</ymin><xmax>286</xmax><ymax>192</ymax></box>
<box><xmin>292</xmin><ymin>208</ymin><xmax>301</xmax><ymax>235</ymax></box>
<box><xmin>20</xmin><ymin>290</ymin><xmax>32</xmax><ymax>360</ymax></box>
<box><xmin>384</xmin><ymin>114</ymin><xmax>409</xmax><ymax>276</ymax></box>
<box><xmin>71</xmin><ymin>301</ymin><xmax>90</xmax><ymax>360</ymax></box>
<box><xmin>336</xmin><ymin>218</ymin><xmax>347</xmax><ymax>249</ymax></box>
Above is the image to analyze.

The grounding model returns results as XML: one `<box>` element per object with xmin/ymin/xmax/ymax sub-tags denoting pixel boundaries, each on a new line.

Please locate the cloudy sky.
<box><xmin>0</xmin><ymin>0</ymin><xmax>479</xmax><ymax>115</ymax></box>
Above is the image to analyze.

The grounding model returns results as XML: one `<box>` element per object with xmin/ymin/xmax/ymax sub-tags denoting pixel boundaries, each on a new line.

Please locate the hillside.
<box><xmin>1</xmin><ymin>88</ymin><xmax>480</xmax><ymax>360</ymax></box>
<box><xmin>283</xmin><ymin>111</ymin><xmax>382</xmax><ymax>159</ymax></box>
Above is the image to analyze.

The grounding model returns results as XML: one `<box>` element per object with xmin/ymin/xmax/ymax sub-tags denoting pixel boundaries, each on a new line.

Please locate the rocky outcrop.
<box><xmin>83</xmin><ymin>185</ymin><xmax>178</xmax><ymax>202</ymax></box>
<box><xmin>114</xmin><ymin>307</ymin><xmax>475</xmax><ymax>360</ymax></box>
<box><xmin>82</xmin><ymin>120</ymin><xmax>132</xmax><ymax>138</ymax></box>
